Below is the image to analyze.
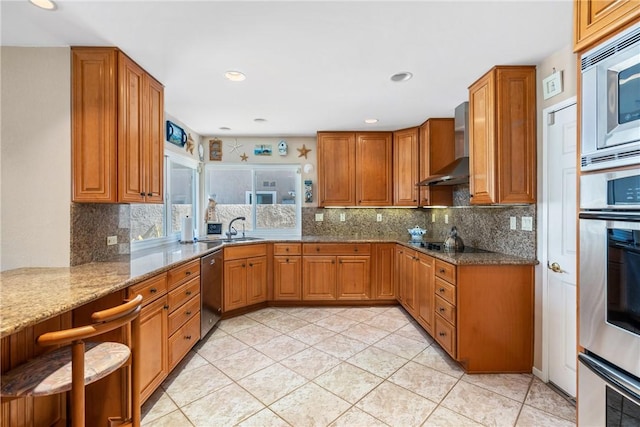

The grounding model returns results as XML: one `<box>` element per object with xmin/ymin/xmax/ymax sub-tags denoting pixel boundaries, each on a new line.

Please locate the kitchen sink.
<box><xmin>222</xmin><ymin>236</ymin><xmax>263</xmax><ymax>242</ymax></box>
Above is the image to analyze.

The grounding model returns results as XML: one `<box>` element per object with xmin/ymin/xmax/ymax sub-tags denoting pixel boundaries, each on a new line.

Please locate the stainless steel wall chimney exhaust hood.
<box><xmin>418</xmin><ymin>102</ymin><xmax>469</xmax><ymax>186</ymax></box>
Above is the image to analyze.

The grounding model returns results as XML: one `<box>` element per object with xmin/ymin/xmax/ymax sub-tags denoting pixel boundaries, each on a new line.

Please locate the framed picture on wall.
<box><xmin>166</xmin><ymin>121</ymin><xmax>187</xmax><ymax>147</ymax></box>
<box><xmin>209</xmin><ymin>138</ymin><xmax>222</xmax><ymax>161</ymax></box>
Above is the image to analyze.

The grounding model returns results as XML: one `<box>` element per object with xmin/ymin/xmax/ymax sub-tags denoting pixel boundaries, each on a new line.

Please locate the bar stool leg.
<box><xmin>71</xmin><ymin>340</ymin><xmax>85</xmax><ymax>427</ymax></box>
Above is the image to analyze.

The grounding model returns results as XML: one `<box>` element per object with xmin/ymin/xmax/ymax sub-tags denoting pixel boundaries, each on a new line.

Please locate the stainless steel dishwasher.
<box><xmin>200</xmin><ymin>249</ymin><xmax>222</xmax><ymax>338</ymax></box>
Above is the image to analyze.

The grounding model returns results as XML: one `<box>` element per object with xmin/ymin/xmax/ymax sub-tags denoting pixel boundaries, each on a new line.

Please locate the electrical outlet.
<box><xmin>445</xmin><ymin>214</ymin><xmax>449</xmax><ymax>224</ymax></box>
<box><xmin>521</xmin><ymin>216</ymin><xmax>533</xmax><ymax>231</ymax></box>
<box><xmin>106</xmin><ymin>236</ymin><xmax>118</xmax><ymax>246</ymax></box>
<box><xmin>510</xmin><ymin>217</ymin><xmax>517</xmax><ymax>230</ymax></box>
<box><xmin>432</xmin><ymin>213</ymin><xmax>436</xmax><ymax>223</ymax></box>
<box><xmin>340</xmin><ymin>213</ymin><xmax>346</xmax><ymax>222</ymax></box>
<box><xmin>315</xmin><ymin>213</ymin><xmax>324</xmax><ymax>222</ymax></box>
<box><xmin>376</xmin><ymin>213</ymin><xmax>383</xmax><ymax>222</ymax></box>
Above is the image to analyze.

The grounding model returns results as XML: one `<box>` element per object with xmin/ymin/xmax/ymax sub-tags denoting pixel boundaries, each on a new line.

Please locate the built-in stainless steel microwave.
<box><xmin>581</xmin><ymin>22</ymin><xmax>640</xmax><ymax>171</ymax></box>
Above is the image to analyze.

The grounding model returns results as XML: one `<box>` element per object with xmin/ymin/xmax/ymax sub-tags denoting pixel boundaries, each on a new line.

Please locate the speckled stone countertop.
<box><xmin>0</xmin><ymin>236</ymin><xmax>536</xmax><ymax>338</ymax></box>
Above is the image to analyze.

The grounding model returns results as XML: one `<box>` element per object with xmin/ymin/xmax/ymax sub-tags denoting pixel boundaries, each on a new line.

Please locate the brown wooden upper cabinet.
<box><xmin>72</xmin><ymin>47</ymin><xmax>164</xmax><ymax>203</ymax></box>
<box><xmin>468</xmin><ymin>66</ymin><xmax>536</xmax><ymax>205</ymax></box>
<box><xmin>574</xmin><ymin>0</ymin><xmax>640</xmax><ymax>52</ymax></box>
<box><xmin>418</xmin><ymin>118</ymin><xmax>455</xmax><ymax>207</ymax></box>
<box><xmin>393</xmin><ymin>127</ymin><xmax>420</xmax><ymax>206</ymax></box>
<box><xmin>317</xmin><ymin>132</ymin><xmax>392</xmax><ymax>207</ymax></box>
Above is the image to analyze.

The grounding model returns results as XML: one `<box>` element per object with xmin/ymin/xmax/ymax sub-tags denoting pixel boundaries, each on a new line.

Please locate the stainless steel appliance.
<box><xmin>579</xmin><ymin>168</ymin><xmax>640</xmax><ymax>425</ymax></box>
<box><xmin>580</xmin><ymin>22</ymin><xmax>640</xmax><ymax>171</ymax></box>
<box><xmin>200</xmin><ymin>249</ymin><xmax>222</xmax><ymax>338</ymax></box>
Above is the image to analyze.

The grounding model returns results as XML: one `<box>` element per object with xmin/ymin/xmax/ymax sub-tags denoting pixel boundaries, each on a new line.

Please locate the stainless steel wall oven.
<box><xmin>579</xmin><ymin>168</ymin><xmax>640</xmax><ymax>425</ymax></box>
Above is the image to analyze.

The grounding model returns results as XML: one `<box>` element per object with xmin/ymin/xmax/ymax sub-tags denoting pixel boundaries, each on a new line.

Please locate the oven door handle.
<box><xmin>579</xmin><ymin>353</ymin><xmax>640</xmax><ymax>402</ymax></box>
<box><xmin>579</xmin><ymin>212</ymin><xmax>640</xmax><ymax>222</ymax></box>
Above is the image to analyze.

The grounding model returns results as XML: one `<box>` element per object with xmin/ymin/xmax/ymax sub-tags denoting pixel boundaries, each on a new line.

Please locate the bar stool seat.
<box><xmin>1</xmin><ymin>341</ymin><xmax>130</xmax><ymax>396</ymax></box>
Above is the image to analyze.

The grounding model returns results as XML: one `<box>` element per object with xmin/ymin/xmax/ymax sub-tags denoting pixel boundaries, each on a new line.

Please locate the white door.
<box><xmin>545</xmin><ymin>101</ymin><xmax>577</xmax><ymax>397</ymax></box>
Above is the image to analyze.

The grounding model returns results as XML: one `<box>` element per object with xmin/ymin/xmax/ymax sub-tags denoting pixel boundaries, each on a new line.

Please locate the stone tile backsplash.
<box><xmin>302</xmin><ymin>204</ymin><xmax>536</xmax><ymax>259</ymax></box>
<box><xmin>70</xmin><ymin>203</ymin><xmax>130</xmax><ymax>266</ymax></box>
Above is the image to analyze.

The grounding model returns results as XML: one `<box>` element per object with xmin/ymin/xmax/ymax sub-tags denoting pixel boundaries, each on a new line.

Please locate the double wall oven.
<box><xmin>578</xmin><ymin>21</ymin><xmax>640</xmax><ymax>426</ymax></box>
<box><xmin>579</xmin><ymin>168</ymin><xmax>640</xmax><ymax>426</ymax></box>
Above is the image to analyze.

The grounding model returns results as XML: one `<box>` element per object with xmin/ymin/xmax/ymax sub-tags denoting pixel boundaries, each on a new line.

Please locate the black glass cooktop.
<box><xmin>407</xmin><ymin>241</ymin><xmax>489</xmax><ymax>253</ymax></box>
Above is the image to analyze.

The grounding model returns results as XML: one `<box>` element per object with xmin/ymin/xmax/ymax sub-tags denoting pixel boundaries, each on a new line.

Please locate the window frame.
<box><xmin>204</xmin><ymin>163</ymin><xmax>302</xmax><ymax>238</ymax></box>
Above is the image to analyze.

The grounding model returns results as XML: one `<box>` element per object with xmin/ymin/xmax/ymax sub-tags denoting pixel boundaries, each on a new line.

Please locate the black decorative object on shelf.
<box><xmin>166</xmin><ymin>120</ymin><xmax>187</xmax><ymax>147</ymax></box>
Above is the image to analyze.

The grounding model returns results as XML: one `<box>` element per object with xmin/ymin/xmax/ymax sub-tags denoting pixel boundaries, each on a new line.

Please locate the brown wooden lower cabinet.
<box><xmin>372</xmin><ymin>243</ymin><xmax>395</xmax><ymax>299</ymax></box>
<box><xmin>273</xmin><ymin>255</ymin><xmax>302</xmax><ymax>300</ymax></box>
<box><xmin>416</xmin><ymin>253</ymin><xmax>435</xmax><ymax>335</ymax></box>
<box><xmin>223</xmin><ymin>244</ymin><xmax>268</xmax><ymax>311</ymax></box>
<box><xmin>396</xmin><ymin>245</ymin><xmax>418</xmax><ymax>316</ymax></box>
<box><xmin>302</xmin><ymin>255</ymin><xmax>337</xmax><ymax>300</ymax></box>
<box><xmin>138</xmin><ymin>294</ymin><xmax>169</xmax><ymax>403</ymax></box>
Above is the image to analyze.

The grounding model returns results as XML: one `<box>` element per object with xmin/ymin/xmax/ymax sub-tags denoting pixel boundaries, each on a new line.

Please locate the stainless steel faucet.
<box><xmin>226</xmin><ymin>216</ymin><xmax>246</xmax><ymax>239</ymax></box>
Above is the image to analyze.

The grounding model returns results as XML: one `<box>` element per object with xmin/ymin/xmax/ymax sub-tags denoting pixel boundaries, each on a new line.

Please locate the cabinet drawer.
<box><xmin>435</xmin><ymin>278</ymin><xmax>456</xmax><ymax>305</ymax></box>
<box><xmin>435</xmin><ymin>315</ymin><xmax>456</xmax><ymax>357</ymax></box>
<box><xmin>128</xmin><ymin>273</ymin><xmax>168</xmax><ymax>306</ymax></box>
<box><xmin>168</xmin><ymin>294</ymin><xmax>200</xmax><ymax>336</ymax></box>
<box><xmin>435</xmin><ymin>295</ymin><xmax>456</xmax><ymax>325</ymax></box>
<box><xmin>435</xmin><ymin>260</ymin><xmax>456</xmax><ymax>284</ymax></box>
<box><xmin>302</xmin><ymin>243</ymin><xmax>371</xmax><ymax>255</ymax></box>
<box><xmin>168</xmin><ymin>259</ymin><xmax>200</xmax><ymax>290</ymax></box>
<box><xmin>168</xmin><ymin>276</ymin><xmax>200</xmax><ymax>312</ymax></box>
<box><xmin>168</xmin><ymin>312</ymin><xmax>200</xmax><ymax>370</ymax></box>
<box><xmin>274</xmin><ymin>243</ymin><xmax>301</xmax><ymax>255</ymax></box>
<box><xmin>224</xmin><ymin>243</ymin><xmax>267</xmax><ymax>260</ymax></box>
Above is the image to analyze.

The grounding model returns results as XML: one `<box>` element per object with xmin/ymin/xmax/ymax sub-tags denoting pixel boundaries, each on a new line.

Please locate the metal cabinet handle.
<box><xmin>249</xmin><ymin>263</ymin><xmax>253</xmax><ymax>267</ymax></box>
<box><xmin>186</xmin><ymin>290</ymin><xmax>192</xmax><ymax>296</ymax></box>
<box><xmin>354</xmin><ymin>248</ymin><xmax>358</xmax><ymax>252</ymax></box>
<box><xmin>186</xmin><ymin>311</ymin><xmax>192</xmax><ymax>315</ymax></box>
<box><xmin>439</xmin><ymin>268</ymin><xmax>445</xmax><ymax>273</ymax></box>
<box><xmin>439</xmin><ymin>288</ymin><xmax>445</xmax><ymax>293</ymax></box>
<box><xmin>150</xmin><ymin>288</ymin><xmax>157</xmax><ymax>293</ymax></box>
<box><xmin>186</xmin><ymin>271</ymin><xmax>191</xmax><ymax>276</ymax></box>
<box><xmin>439</xmin><ymin>332</ymin><xmax>446</xmax><ymax>337</ymax></box>
<box><xmin>285</xmin><ymin>247</ymin><xmax>289</xmax><ymax>252</ymax></box>
<box><xmin>185</xmin><ymin>335</ymin><xmax>192</xmax><ymax>340</ymax></box>
<box><xmin>163</xmin><ymin>305</ymin><xmax>169</xmax><ymax>310</ymax></box>
<box><xmin>147</xmin><ymin>192</ymin><xmax>153</xmax><ymax>196</ymax></box>
<box><xmin>439</xmin><ymin>307</ymin><xmax>446</xmax><ymax>312</ymax></box>
<box><xmin>286</xmin><ymin>258</ymin><xmax>289</xmax><ymax>263</ymax></box>
<box><xmin>140</xmin><ymin>192</ymin><xmax>145</xmax><ymax>197</ymax></box>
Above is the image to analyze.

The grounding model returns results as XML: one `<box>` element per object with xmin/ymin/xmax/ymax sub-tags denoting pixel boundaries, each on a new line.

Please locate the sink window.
<box><xmin>131</xmin><ymin>153</ymin><xmax>199</xmax><ymax>247</ymax></box>
<box><xmin>205</xmin><ymin>164</ymin><xmax>301</xmax><ymax>237</ymax></box>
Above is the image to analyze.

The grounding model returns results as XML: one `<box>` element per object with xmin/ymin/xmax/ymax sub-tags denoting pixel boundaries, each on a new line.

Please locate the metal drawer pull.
<box><xmin>439</xmin><ymin>288</ymin><xmax>445</xmax><ymax>293</ymax></box>
<box><xmin>439</xmin><ymin>307</ymin><xmax>446</xmax><ymax>312</ymax></box>
<box><xmin>185</xmin><ymin>335</ymin><xmax>192</xmax><ymax>340</ymax></box>
<box><xmin>439</xmin><ymin>269</ymin><xmax>446</xmax><ymax>273</ymax></box>
<box><xmin>186</xmin><ymin>311</ymin><xmax>192</xmax><ymax>315</ymax></box>
<box><xmin>186</xmin><ymin>271</ymin><xmax>191</xmax><ymax>276</ymax></box>
<box><xmin>439</xmin><ymin>332</ymin><xmax>446</xmax><ymax>336</ymax></box>
<box><xmin>186</xmin><ymin>290</ymin><xmax>192</xmax><ymax>296</ymax></box>
<box><xmin>150</xmin><ymin>288</ymin><xmax>157</xmax><ymax>293</ymax></box>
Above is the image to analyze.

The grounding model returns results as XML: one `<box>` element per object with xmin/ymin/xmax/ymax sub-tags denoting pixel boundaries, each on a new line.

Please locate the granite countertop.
<box><xmin>0</xmin><ymin>235</ymin><xmax>536</xmax><ymax>338</ymax></box>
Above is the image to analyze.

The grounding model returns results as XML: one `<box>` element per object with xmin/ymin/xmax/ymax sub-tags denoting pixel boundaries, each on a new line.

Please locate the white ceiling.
<box><xmin>1</xmin><ymin>0</ymin><xmax>573</xmax><ymax>137</ymax></box>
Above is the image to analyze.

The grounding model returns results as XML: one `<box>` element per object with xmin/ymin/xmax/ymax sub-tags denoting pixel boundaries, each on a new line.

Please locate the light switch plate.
<box><xmin>340</xmin><ymin>213</ymin><xmax>346</xmax><ymax>222</ymax></box>
<box><xmin>510</xmin><ymin>217</ymin><xmax>517</xmax><ymax>230</ymax></box>
<box><xmin>376</xmin><ymin>213</ymin><xmax>383</xmax><ymax>222</ymax></box>
<box><xmin>521</xmin><ymin>216</ymin><xmax>533</xmax><ymax>231</ymax></box>
<box><xmin>432</xmin><ymin>213</ymin><xmax>436</xmax><ymax>223</ymax></box>
<box><xmin>107</xmin><ymin>236</ymin><xmax>117</xmax><ymax>246</ymax></box>
<box><xmin>315</xmin><ymin>213</ymin><xmax>324</xmax><ymax>222</ymax></box>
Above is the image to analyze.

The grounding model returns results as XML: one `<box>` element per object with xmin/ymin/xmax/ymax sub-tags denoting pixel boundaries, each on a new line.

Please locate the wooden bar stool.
<box><xmin>1</xmin><ymin>295</ymin><xmax>143</xmax><ymax>427</ymax></box>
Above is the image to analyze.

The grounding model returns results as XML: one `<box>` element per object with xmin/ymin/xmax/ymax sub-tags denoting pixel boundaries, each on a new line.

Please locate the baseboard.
<box><xmin>532</xmin><ymin>367</ymin><xmax>546</xmax><ymax>382</ymax></box>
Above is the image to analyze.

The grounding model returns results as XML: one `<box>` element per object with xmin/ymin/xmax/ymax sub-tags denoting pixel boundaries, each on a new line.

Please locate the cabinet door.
<box><xmin>336</xmin><ymin>256</ymin><xmax>371</xmax><ymax>300</ymax></box>
<box><xmin>468</xmin><ymin>71</ymin><xmax>496</xmax><ymax>205</ymax></box>
<box><xmin>274</xmin><ymin>255</ymin><xmax>302</xmax><ymax>300</ymax></box>
<box><xmin>246</xmin><ymin>256</ymin><xmax>267</xmax><ymax>305</ymax></box>
<box><xmin>356</xmin><ymin>132</ymin><xmax>393</xmax><ymax>206</ymax></box>
<box><xmin>372</xmin><ymin>243</ymin><xmax>395</xmax><ymax>299</ymax></box>
<box><xmin>302</xmin><ymin>256</ymin><xmax>337</xmax><ymax>300</ymax></box>
<box><xmin>144</xmin><ymin>75</ymin><xmax>164</xmax><ymax>203</ymax></box>
<box><xmin>574</xmin><ymin>0</ymin><xmax>640</xmax><ymax>51</ymax></box>
<box><xmin>139</xmin><ymin>295</ymin><xmax>169</xmax><ymax>403</ymax></box>
<box><xmin>495</xmin><ymin>67</ymin><xmax>536</xmax><ymax>204</ymax></box>
<box><xmin>399</xmin><ymin>249</ymin><xmax>418</xmax><ymax>315</ymax></box>
<box><xmin>418</xmin><ymin>119</ymin><xmax>454</xmax><ymax>207</ymax></box>
<box><xmin>393</xmin><ymin>128</ymin><xmax>419</xmax><ymax>206</ymax></box>
<box><xmin>416</xmin><ymin>254</ymin><xmax>435</xmax><ymax>335</ymax></box>
<box><xmin>118</xmin><ymin>52</ymin><xmax>146</xmax><ymax>203</ymax></box>
<box><xmin>317</xmin><ymin>132</ymin><xmax>356</xmax><ymax>206</ymax></box>
<box><xmin>224</xmin><ymin>259</ymin><xmax>247</xmax><ymax>311</ymax></box>
<box><xmin>71</xmin><ymin>48</ymin><xmax>118</xmax><ymax>202</ymax></box>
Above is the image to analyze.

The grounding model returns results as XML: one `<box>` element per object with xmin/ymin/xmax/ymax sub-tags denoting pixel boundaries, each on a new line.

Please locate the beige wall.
<box><xmin>202</xmin><ymin>135</ymin><xmax>318</xmax><ymax>207</ymax></box>
<box><xmin>533</xmin><ymin>43</ymin><xmax>578</xmax><ymax>373</ymax></box>
<box><xmin>1</xmin><ymin>47</ymin><xmax>71</xmax><ymax>270</ymax></box>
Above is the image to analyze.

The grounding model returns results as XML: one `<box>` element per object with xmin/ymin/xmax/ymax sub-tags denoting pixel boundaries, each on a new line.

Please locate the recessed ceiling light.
<box><xmin>219</xmin><ymin>126</ymin><xmax>231</xmax><ymax>131</ymax></box>
<box><xmin>29</xmin><ymin>0</ymin><xmax>56</xmax><ymax>10</ymax></box>
<box><xmin>224</xmin><ymin>71</ymin><xmax>246</xmax><ymax>82</ymax></box>
<box><xmin>364</xmin><ymin>118</ymin><xmax>379</xmax><ymax>124</ymax></box>
<box><xmin>390</xmin><ymin>72</ymin><xmax>413</xmax><ymax>82</ymax></box>
<box><xmin>254</xmin><ymin>118</ymin><xmax>267</xmax><ymax>123</ymax></box>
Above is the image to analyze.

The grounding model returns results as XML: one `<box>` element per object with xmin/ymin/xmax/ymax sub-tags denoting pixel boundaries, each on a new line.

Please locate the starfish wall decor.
<box><xmin>240</xmin><ymin>153</ymin><xmax>249</xmax><ymax>162</ymax></box>
<box><xmin>229</xmin><ymin>140</ymin><xmax>243</xmax><ymax>154</ymax></box>
<box><xmin>297</xmin><ymin>144</ymin><xmax>311</xmax><ymax>158</ymax></box>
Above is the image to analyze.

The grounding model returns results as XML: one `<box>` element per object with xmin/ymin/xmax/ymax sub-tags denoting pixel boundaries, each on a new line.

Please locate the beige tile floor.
<box><xmin>141</xmin><ymin>306</ymin><xmax>576</xmax><ymax>427</ymax></box>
